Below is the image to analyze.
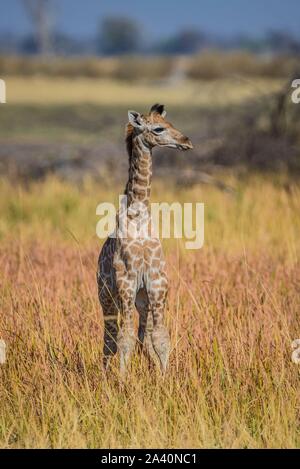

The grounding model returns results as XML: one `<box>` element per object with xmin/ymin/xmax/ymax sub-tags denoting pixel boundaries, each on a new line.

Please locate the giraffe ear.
<box><xmin>150</xmin><ymin>103</ymin><xmax>167</xmax><ymax>118</ymax></box>
<box><xmin>128</xmin><ymin>110</ymin><xmax>144</xmax><ymax>128</ymax></box>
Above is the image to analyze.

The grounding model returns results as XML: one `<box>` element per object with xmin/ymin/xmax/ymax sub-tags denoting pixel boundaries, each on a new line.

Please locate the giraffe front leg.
<box><xmin>138</xmin><ymin>306</ymin><xmax>156</xmax><ymax>358</ymax></box>
<box><xmin>151</xmin><ymin>310</ymin><xmax>170</xmax><ymax>373</ymax></box>
<box><xmin>117</xmin><ymin>288</ymin><xmax>136</xmax><ymax>377</ymax></box>
<box><xmin>148</xmin><ymin>280</ymin><xmax>170</xmax><ymax>373</ymax></box>
<box><xmin>136</xmin><ymin>288</ymin><xmax>158</xmax><ymax>364</ymax></box>
<box><xmin>118</xmin><ymin>307</ymin><xmax>136</xmax><ymax>376</ymax></box>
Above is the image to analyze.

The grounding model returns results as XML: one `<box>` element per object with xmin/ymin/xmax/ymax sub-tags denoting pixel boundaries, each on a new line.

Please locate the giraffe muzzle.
<box><xmin>178</xmin><ymin>139</ymin><xmax>193</xmax><ymax>151</ymax></box>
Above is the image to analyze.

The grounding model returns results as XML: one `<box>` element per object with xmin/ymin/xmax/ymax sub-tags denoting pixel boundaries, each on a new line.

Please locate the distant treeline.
<box><xmin>0</xmin><ymin>52</ymin><xmax>298</xmax><ymax>80</ymax></box>
<box><xmin>1</xmin><ymin>16</ymin><xmax>300</xmax><ymax>56</ymax></box>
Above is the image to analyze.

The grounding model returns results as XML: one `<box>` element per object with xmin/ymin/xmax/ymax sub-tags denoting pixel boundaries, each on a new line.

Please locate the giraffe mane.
<box><xmin>125</xmin><ymin>123</ymin><xmax>134</xmax><ymax>159</ymax></box>
<box><xmin>125</xmin><ymin>123</ymin><xmax>134</xmax><ymax>195</ymax></box>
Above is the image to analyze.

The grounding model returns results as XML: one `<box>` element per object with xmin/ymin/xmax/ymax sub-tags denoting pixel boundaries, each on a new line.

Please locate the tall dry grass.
<box><xmin>0</xmin><ymin>175</ymin><xmax>300</xmax><ymax>448</ymax></box>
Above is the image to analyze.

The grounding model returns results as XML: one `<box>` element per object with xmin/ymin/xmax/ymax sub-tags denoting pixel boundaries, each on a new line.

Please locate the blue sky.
<box><xmin>2</xmin><ymin>0</ymin><xmax>300</xmax><ymax>39</ymax></box>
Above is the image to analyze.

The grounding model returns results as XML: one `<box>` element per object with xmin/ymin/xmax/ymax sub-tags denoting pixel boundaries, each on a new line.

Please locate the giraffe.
<box><xmin>97</xmin><ymin>103</ymin><xmax>193</xmax><ymax>375</ymax></box>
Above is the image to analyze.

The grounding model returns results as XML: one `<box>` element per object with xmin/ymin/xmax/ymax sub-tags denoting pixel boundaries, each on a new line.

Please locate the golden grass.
<box><xmin>0</xmin><ymin>175</ymin><xmax>300</xmax><ymax>448</ymax></box>
<box><xmin>5</xmin><ymin>76</ymin><xmax>283</xmax><ymax>107</ymax></box>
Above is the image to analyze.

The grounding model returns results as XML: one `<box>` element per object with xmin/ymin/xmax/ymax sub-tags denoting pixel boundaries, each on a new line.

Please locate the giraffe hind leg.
<box><xmin>102</xmin><ymin>302</ymin><xmax>119</xmax><ymax>370</ymax></box>
<box><xmin>117</xmin><ymin>301</ymin><xmax>136</xmax><ymax>377</ymax></box>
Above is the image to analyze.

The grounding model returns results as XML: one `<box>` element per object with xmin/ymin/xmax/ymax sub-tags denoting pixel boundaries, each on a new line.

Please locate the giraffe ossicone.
<box><xmin>97</xmin><ymin>103</ymin><xmax>193</xmax><ymax>375</ymax></box>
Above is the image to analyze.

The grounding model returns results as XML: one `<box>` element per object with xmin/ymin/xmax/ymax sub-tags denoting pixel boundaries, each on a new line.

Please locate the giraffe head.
<box><xmin>127</xmin><ymin>103</ymin><xmax>193</xmax><ymax>151</ymax></box>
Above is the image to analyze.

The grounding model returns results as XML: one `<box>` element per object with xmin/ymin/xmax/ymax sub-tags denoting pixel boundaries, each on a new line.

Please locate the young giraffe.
<box><xmin>97</xmin><ymin>103</ymin><xmax>193</xmax><ymax>375</ymax></box>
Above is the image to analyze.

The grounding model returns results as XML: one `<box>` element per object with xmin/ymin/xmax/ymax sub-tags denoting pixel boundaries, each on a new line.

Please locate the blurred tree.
<box><xmin>21</xmin><ymin>34</ymin><xmax>39</xmax><ymax>54</ymax></box>
<box><xmin>155</xmin><ymin>29</ymin><xmax>207</xmax><ymax>54</ymax></box>
<box><xmin>228</xmin><ymin>34</ymin><xmax>264</xmax><ymax>53</ymax></box>
<box><xmin>98</xmin><ymin>16</ymin><xmax>142</xmax><ymax>55</ymax></box>
<box><xmin>52</xmin><ymin>33</ymin><xmax>96</xmax><ymax>56</ymax></box>
<box><xmin>265</xmin><ymin>31</ymin><xmax>300</xmax><ymax>54</ymax></box>
<box><xmin>21</xmin><ymin>0</ymin><xmax>55</xmax><ymax>55</ymax></box>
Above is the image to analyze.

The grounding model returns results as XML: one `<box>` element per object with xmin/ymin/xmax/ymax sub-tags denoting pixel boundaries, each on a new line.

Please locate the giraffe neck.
<box><xmin>125</xmin><ymin>134</ymin><xmax>152</xmax><ymax>207</ymax></box>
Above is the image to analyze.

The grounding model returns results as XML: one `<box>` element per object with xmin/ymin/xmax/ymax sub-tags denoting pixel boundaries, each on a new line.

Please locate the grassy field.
<box><xmin>5</xmin><ymin>75</ymin><xmax>283</xmax><ymax>107</ymax></box>
<box><xmin>0</xmin><ymin>73</ymin><xmax>299</xmax><ymax>448</ymax></box>
<box><xmin>0</xmin><ymin>175</ymin><xmax>300</xmax><ymax>448</ymax></box>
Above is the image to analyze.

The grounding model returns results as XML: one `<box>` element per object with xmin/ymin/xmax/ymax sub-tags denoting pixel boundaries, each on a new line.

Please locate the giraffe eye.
<box><xmin>153</xmin><ymin>127</ymin><xmax>165</xmax><ymax>134</ymax></box>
